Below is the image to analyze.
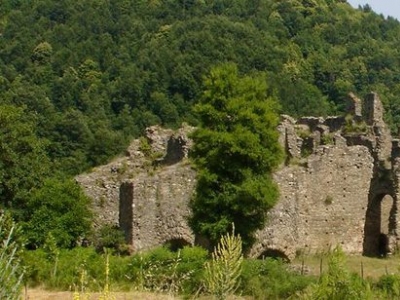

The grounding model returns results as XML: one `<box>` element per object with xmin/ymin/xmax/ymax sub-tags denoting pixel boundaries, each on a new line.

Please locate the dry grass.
<box><xmin>293</xmin><ymin>254</ymin><xmax>400</xmax><ymax>279</ymax></box>
<box><xmin>24</xmin><ymin>289</ymin><xmax>248</xmax><ymax>300</ymax></box>
<box><xmin>25</xmin><ymin>288</ymin><xmax>180</xmax><ymax>300</ymax></box>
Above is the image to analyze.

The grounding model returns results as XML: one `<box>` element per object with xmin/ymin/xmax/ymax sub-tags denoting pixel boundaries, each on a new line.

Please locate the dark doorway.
<box><xmin>378</xmin><ymin>233</ymin><xmax>389</xmax><ymax>257</ymax></box>
<box><xmin>258</xmin><ymin>248</ymin><xmax>289</xmax><ymax>262</ymax></box>
<box><xmin>363</xmin><ymin>193</ymin><xmax>396</xmax><ymax>257</ymax></box>
<box><xmin>164</xmin><ymin>238</ymin><xmax>191</xmax><ymax>252</ymax></box>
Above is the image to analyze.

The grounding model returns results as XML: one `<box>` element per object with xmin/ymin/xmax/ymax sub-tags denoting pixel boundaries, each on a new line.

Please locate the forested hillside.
<box><xmin>1</xmin><ymin>0</ymin><xmax>400</xmax><ymax>245</ymax></box>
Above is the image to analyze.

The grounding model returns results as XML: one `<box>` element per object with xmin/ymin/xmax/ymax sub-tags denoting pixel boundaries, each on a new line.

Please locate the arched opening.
<box><xmin>257</xmin><ymin>248</ymin><xmax>289</xmax><ymax>262</ymax></box>
<box><xmin>363</xmin><ymin>193</ymin><xmax>396</xmax><ymax>257</ymax></box>
<box><xmin>163</xmin><ymin>238</ymin><xmax>191</xmax><ymax>252</ymax></box>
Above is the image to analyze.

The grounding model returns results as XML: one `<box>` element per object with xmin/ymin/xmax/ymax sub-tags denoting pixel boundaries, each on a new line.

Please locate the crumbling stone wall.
<box><xmin>250</xmin><ymin>143</ymin><xmax>374</xmax><ymax>259</ymax></box>
<box><xmin>75</xmin><ymin>124</ymin><xmax>194</xmax><ymax>228</ymax></box>
<box><xmin>78</xmin><ymin>92</ymin><xmax>400</xmax><ymax>260</ymax></box>
<box><xmin>119</xmin><ymin>164</ymin><xmax>196</xmax><ymax>252</ymax></box>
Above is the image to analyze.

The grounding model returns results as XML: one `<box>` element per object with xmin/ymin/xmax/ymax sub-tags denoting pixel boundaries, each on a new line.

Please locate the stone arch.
<box><xmin>163</xmin><ymin>238</ymin><xmax>191</xmax><ymax>252</ymax></box>
<box><xmin>363</xmin><ymin>189</ymin><xmax>397</xmax><ymax>257</ymax></box>
<box><xmin>257</xmin><ymin>248</ymin><xmax>289</xmax><ymax>262</ymax></box>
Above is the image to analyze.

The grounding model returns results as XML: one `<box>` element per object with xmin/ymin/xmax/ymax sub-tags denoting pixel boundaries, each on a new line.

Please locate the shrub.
<box><xmin>321</xmin><ymin>133</ymin><xmax>334</xmax><ymax>145</ymax></box>
<box><xmin>93</xmin><ymin>224</ymin><xmax>129</xmax><ymax>255</ymax></box>
<box><xmin>23</xmin><ymin>178</ymin><xmax>93</xmax><ymax>249</ymax></box>
<box><xmin>374</xmin><ymin>274</ymin><xmax>400</xmax><ymax>298</ymax></box>
<box><xmin>127</xmin><ymin>246</ymin><xmax>201</xmax><ymax>295</ymax></box>
<box><xmin>177</xmin><ymin>246</ymin><xmax>208</xmax><ymax>294</ymax></box>
<box><xmin>240</xmin><ymin>258</ymin><xmax>314</xmax><ymax>299</ymax></box>
<box><xmin>23</xmin><ymin>247</ymin><xmax>105</xmax><ymax>290</ymax></box>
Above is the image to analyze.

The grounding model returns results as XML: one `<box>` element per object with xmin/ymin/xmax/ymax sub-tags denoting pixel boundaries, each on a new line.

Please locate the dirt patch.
<box><xmin>24</xmin><ymin>289</ymin><xmax>178</xmax><ymax>300</ymax></box>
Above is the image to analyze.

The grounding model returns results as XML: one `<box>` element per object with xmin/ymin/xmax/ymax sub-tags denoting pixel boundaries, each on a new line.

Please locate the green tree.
<box><xmin>23</xmin><ymin>178</ymin><xmax>93</xmax><ymax>249</ymax></box>
<box><xmin>189</xmin><ymin>63</ymin><xmax>283</xmax><ymax>250</ymax></box>
<box><xmin>0</xmin><ymin>105</ymin><xmax>50</xmax><ymax>211</ymax></box>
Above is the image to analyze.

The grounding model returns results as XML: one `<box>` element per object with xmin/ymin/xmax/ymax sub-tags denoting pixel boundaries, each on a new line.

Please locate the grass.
<box><xmin>23</xmin><ymin>250</ymin><xmax>400</xmax><ymax>300</ymax></box>
<box><xmin>293</xmin><ymin>254</ymin><xmax>400</xmax><ymax>279</ymax></box>
<box><xmin>22</xmin><ymin>240</ymin><xmax>400</xmax><ymax>299</ymax></box>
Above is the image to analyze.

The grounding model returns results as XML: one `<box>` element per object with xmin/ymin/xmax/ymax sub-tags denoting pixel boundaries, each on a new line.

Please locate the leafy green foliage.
<box><xmin>374</xmin><ymin>274</ymin><xmax>400</xmax><ymax>298</ymax></box>
<box><xmin>240</xmin><ymin>258</ymin><xmax>314</xmax><ymax>299</ymax></box>
<box><xmin>0</xmin><ymin>105</ymin><xmax>50</xmax><ymax>211</ymax></box>
<box><xmin>23</xmin><ymin>247</ymin><xmax>105</xmax><ymax>290</ymax></box>
<box><xmin>93</xmin><ymin>224</ymin><xmax>129</xmax><ymax>255</ymax></box>
<box><xmin>0</xmin><ymin>213</ymin><xmax>24</xmax><ymax>299</ymax></box>
<box><xmin>22</xmin><ymin>179</ymin><xmax>92</xmax><ymax>249</ymax></box>
<box><xmin>127</xmin><ymin>247</ymin><xmax>195</xmax><ymax>294</ymax></box>
<box><xmin>189</xmin><ymin>63</ymin><xmax>283</xmax><ymax>249</ymax></box>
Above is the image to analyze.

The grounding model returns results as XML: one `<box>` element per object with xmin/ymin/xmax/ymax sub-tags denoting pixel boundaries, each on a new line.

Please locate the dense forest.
<box><xmin>1</xmin><ymin>0</ymin><xmax>400</xmax><ymax>247</ymax></box>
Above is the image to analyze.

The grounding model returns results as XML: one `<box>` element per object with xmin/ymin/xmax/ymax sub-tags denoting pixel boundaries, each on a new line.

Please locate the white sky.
<box><xmin>347</xmin><ymin>1</ymin><xmax>400</xmax><ymax>20</ymax></box>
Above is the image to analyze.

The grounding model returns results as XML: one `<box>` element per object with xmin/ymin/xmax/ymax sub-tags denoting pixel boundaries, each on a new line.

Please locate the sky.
<box><xmin>347</xmin><ymin>0</ymin><xmax>400</xmax><ymax>20</ymax></box>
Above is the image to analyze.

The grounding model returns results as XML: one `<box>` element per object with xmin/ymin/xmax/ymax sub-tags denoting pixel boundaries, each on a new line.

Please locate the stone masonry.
<box><xmin>78</xmin><ymin>93</ymin><xmax>400</xmax><ymax>260</ymax></box>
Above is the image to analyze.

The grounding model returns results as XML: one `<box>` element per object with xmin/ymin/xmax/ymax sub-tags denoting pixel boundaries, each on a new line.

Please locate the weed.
<box><xmin>343</xmin><ymin>114</ymin><xmax>367</xmax><ymax>135</ymax></box>
<box><xmin>0</xmin><ymin>213</ymin><xmax>24</xmax><ymax>300</ymax></box>
<box><xmin>99</xmin><ymin>196</ymin><xmax>106</xmax><ymax>208</ymax></box>
<box><xmin>204</xmin><ymin>225</ymin><xmax>243</xmax><ymax>300</ymax></box>
<box><xmin>117</xmin><ymin>161</ymin><xmax>128</xmax><ymax>175</ymax></box>
<box><xmin>296</xmin><ymin>128</ymin><xmax>312</xmax><ymax>139</ymax></box>
<box><xmin>321</xmin><ymin>133</ymin><xmax>334</xmax><ymax>145</ymax></box>
<box><xmin>324</xmin><ymin>195</ymin><xmax>333</xmax><ymax>205</ymax></box>
<box><xmin>99</xmin><ymin>253</ymin><xmax>116</xmax><ymax>300</ymax></box>
<box><xmin>139</xmin><ymin>136</ymin><xmax>152</xmax><ymax>157</ymax></box>
<box><xmin>298</xmin><ymin>247</ymin><xmax>373</xmax><ymax>300</ymax></box>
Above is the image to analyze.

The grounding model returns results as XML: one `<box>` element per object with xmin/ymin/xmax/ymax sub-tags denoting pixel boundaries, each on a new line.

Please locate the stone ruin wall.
<box><xmin>78</xmin><ymin>92</ymin><xmax>400</xmax><ymax>260</ymax></box>
<box><xmin>250</xmin><ymin>145</ymin><xmax>374</xmax><ymax>259</ymax></box>
<box><xmin>119</xmin><ymin>165</ymin><xmax>196</xmax><ymax>252</ymax></box>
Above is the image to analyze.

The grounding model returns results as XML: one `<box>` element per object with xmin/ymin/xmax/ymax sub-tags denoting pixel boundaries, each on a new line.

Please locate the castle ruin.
<box><xmin>77</xmin><ymin>92</ymin><xmax>400</xmax><ymax>260</ymax></box>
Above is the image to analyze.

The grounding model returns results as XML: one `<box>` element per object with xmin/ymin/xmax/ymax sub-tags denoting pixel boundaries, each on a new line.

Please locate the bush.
<box><xmin>23</xmin><ymin>247</ymin><xmax>109</xmax><ymax>290</ymax></box>
<box><xmin>240</xmin><ymin>258</ymin><xmax>314</xmax><ymax>299</ymax></box>
<box><xmin>93</xmin><ymin>224</ymin><xmax>129</xmax><ymax>255</ymax></box>
<box><xmin>374</xmin><ymin>274</ymin><xmax>400</xmax><ymax>298</ymax></box>
<box><xmin>126</xmin><ymin>246</ymin><xmax>206</xmax><ymax>295</ymax></box>
<box><xmin>178</xmin><ymin>246</ymin><xmax>208</xmax><ymax>294</ymax></box>
<box><xmin>23</xmin><ymin>178</ymin><xmax>93</xmax><ymax>249</ymax></box>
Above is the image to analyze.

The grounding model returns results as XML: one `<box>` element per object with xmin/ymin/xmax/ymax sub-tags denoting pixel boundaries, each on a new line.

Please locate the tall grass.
<box><xmin>0</xmin><ymin>213</ymin><xmax>24</xmax><ymax>300</ymax></box>
<box><xmin>298</xmin><ymin>247</ymin><xmax>373</xmax><ymax>300</ymax></box>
